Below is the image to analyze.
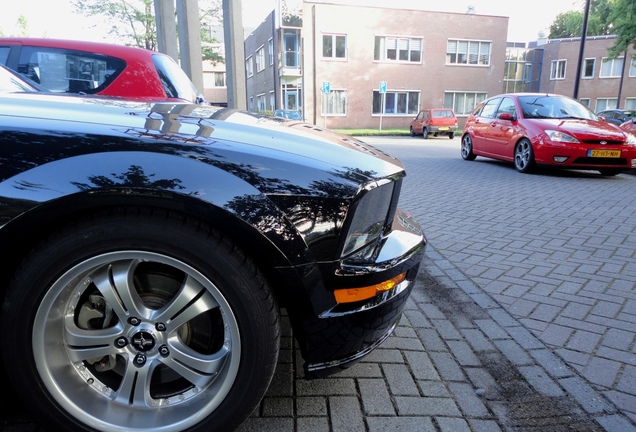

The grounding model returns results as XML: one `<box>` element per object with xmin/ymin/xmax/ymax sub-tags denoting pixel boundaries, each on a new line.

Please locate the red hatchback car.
<box><xmin>461</xmin><ymin>93</ymin><xmax>636</xmax><ymax>175</ymax></box>
<box><xmin>0</xmin><ymin>38</ymin><xmax>205</xmax><ymax>103</ymax></box>
<box><xmin>410</xmin><ymin>108</ymin><xmax>458</xmax><ymax>139</ymax></box>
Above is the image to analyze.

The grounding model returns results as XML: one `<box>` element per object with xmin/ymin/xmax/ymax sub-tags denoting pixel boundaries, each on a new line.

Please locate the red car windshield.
<box><xmin>519</xmin><ymin>95</ymin><xmax>597</xmax><ymax>120</ymax></box>
<box><xmin>152</xmin><ymin>54</ymin><xmax>200</xmax><ymax>103</ymax></box>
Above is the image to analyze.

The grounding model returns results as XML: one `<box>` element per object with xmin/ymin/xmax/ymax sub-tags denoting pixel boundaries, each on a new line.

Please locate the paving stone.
<box><xmin>296</xmin><ymin>396</ymin><xmax>327</xmax><ymax>417</ymax></box>
<box><xmin>358</xmin><ymin>378</ymin><xmax>395</xmax><ymax>415</ymax></box>
<box><xmin>429</xmin><ymin>351</ymin><xmax>466</xmax><ymax>382</ymax></box>
<box><xmin>329</xmin><ymin>396</ymin><xmax>365</xmax><ymax>432</ymax></box>
<box><xmin>366</xmin><ymin>417</ymin><xmax>436</xmax><ymax>432</ymax></box>
<box><xmin>297</xmin><ymin>417</ymin><xmax>330</xmax><ymax>432</ymax></box>
<box><xmin>435</xmin><ymin>416</ymin><xmax>472</xmax><ymax>432</ymax></box>
<box><xmin>382</xmin><ymin>363</ymin><xmax>419</xmax><ymax>396</ymax></box>
<box><xmin>447</xmin><ymin>382</ymin><xmax>490</xmax><ymax>417</ymax></box>
<box><xmin>395</xmin><ymin>396</ymin><xmax>462</xmax><ymax>416</ymax></box>
<box><xmin>403</xmin><ymin>350</ymin><xmax>441</xmax><ymax>381</ymax></box>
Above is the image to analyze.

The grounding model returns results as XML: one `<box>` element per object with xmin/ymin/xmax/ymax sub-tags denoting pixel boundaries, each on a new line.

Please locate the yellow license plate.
<box><xmin>438</xmin><ymin>126</ymin><xmax>449</xmax><ymax>130</ymax></box>
<box><xmin>588</xmin><ymin>149</ymin><xmax>621</xmax><ymax>158</ymax></box>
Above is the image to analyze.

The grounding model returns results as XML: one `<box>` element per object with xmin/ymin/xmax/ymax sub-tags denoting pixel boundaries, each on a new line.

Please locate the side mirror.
<box><xmin>498</xmin><ymin>112</ymin><xmax>515</xmax><ymax>121</ymax></box>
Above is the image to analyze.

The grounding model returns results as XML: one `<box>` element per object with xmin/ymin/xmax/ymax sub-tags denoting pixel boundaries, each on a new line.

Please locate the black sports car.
<box><xmin>0</xmin><ymin>66</ymin><xmax>426</xmax><ymax>432</ymax></box>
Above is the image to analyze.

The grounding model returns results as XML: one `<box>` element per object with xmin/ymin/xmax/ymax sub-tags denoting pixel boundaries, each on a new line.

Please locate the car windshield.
<box><xmin>152</xmin><ymin>54</ymin><xmax>200</xmax><ymax>103</ymax></box>
<box><xmin>520</xmin><ymin>95</ymin><xmax>596</xmax><ymax>120</ymax></box>
<box><xmin>0</xmin><ymin>65</ymin><xmax>39</xmax><ymax>92</ymax></box>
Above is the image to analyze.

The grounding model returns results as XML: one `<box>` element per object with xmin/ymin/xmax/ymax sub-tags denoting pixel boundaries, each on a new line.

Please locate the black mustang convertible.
<box><xmin>0</xmin><ymin>66</ymin><xmax>426</xmax><ymax>432</ymax></box>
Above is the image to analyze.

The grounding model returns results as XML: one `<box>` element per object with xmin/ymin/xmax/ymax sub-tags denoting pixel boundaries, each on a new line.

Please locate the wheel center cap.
<box><xmin>132</xmin><ymin>331</ymin><xmax>156</xmax><ymax>352</ymax></box>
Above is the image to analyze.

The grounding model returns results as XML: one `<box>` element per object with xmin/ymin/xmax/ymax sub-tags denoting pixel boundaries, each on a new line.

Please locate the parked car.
<box><xmin>597</xmin><ymin>109</ymin><xmax>636</xmax><ymax>126</ymax></box>
<box><xmin>461</xmin><ymin>93</ymin><xmax>636</xmax><ymax>175</ymax></box>
<box><xmin>0</xmin><ymin>64</ymin><xmax>41</xmax><ymax>92</ymax></box>
<box><xmin>0</xmin><ymin>70</ymin><xmax>426</xmax><ymax>432</ymax></box>
<box><xmin>620</xmin><ymin>118</ymin><xmax>636</xmax><ymax>135</ymax></box>
<box><xmin>274</xmin><ymin>109</ymin><xmax>302</xmax><ymax>120</ymax></box>
<box><xmin>0</xmin><ymin>37</ymin><xmax>206</xmax><ymax>103</ymax></box>
<box><xmin>410</xmin><ymin>108</ymin><xmax>458</xmax><ymax>139</ymax></box>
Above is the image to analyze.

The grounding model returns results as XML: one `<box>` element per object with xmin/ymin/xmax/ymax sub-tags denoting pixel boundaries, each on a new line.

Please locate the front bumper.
<box><xmin>535</xmin><ymin>141</ymin><xmax>636</xmax><ymax>169</ymax></box>
<box><xmin>300</xmin><ymin>208</ymin><xmax>426</xmax><ymax>378</ymax></box>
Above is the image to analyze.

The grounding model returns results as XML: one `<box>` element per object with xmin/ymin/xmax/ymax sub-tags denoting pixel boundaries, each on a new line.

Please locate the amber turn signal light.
<box><xmin>333</xmin><ymin>273</ymin><xmax>407</xmax><ymax>304</ymax></box>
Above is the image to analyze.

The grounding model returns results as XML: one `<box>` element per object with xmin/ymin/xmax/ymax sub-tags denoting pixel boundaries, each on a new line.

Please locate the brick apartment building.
<box><xmin>243</xmin><ymin>1</ymin><xmax>636</xmax><ymax>130</ymax></box>
<box><xmin>245</xmin><ymin>2</ymin><xmax>508</xmax><ymax>130</ymax></box>
<box><xmin>537</xmin><ymin>35</ymin><xmax>636</xmax><ymax>113</ymax></box>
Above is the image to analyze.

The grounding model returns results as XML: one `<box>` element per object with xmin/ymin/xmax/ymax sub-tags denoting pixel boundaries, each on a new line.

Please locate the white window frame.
<box><xmin>550</xmin><ymin>59</ymin><xmax>566</xmax><ymax>80</ymax></box>
<box><xmin>255</xmin><ymin>46</ymin><xmax>265</xmax><ymax>73</ymax></box>
<box><xmin>600</xmin><ymin>57</ymin><xmax>624</xmax><ymax>78</ymax></box>
<box><xmin>444</xmin><ymin>91</ymin><xmax>488</xmax><ymax>116</ymax></box>
<box><xmin>595</xmin><ymin>98</ymin><xmax>618</xmax><ymax>112</ymax></box>
<box><xmin>372</xmin><ymin>90</ymin><xmax>420</xmax><ymax>116</ymax></box>
<box><xmin>321</xmin><ymin>89</ymin><xmax>347</xmax><ymax>116</ymax></box>
<box><xmin>268</xmin><ymin>38</ymin><xmax>274</xmax><ymax>66</ymax></box>
<box><xmin>625</xmin><ymin>98</ymin><xmax>636</xmax><ymax>110</ymax></box>
<box><xmin>374</xmin><ymin>36</ymin><xmax>423</xmax><ymax>63</ymax></box>
<box><xmin>322</xmin><ymin>34</ymin><xmax>347</xmax><ymax>60</ymax></box>
<box><xmin>446</xmin><ymin>39</ymin><xmax>491</xmax><ymax>66</ymax></box>
<box><xmin>246</xmin><ymin>56</ymin><xmax>253</xmax><ymax>78</ymax></box>
<box><xmin>583</xmin><ymin>58</ymin><xmax>595</xmax><ymax>79</ymax></box>
<box><xmin>629</xmin><ymin>57</ymin><xmax>636</xmax><ymax>77</ymax></box>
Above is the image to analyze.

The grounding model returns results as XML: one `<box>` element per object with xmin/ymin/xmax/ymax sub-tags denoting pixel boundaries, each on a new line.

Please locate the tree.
<box><xmin>72</xmin><ymin>0</ymin><xmax>224</xmax><ymax>62</ymax></box>
<box><xmin>72</xmin><ymin>0</ymin><xmax>157</xmax><ymax>50</ymax></box>
<box><xmin>606</xmin><ymin>0</ymin><xmax>636</xmax><ymax>58</ymax></box>
<box><xmin>548</xmin><ymin>0</ymin><xmax>617</xmax><ymax>39</ymax></box>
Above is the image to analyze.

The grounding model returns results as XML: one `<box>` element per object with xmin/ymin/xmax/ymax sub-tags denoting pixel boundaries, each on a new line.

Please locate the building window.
<box><xmin>322</xmin><ymin>34</ymin><xmax>347</xmax><ymax>59</ymax></box>
<box><xmin>213</xmin><ymin>72</ymin><xmax>226</xmax><ymax>87</ymax></box>
<box><xmin>246</xmin><ymin>56</ymin><xmax>253</xmax><ymax>78</ymax></box>
<box><xmin>372</xmin><ymin>90</ymin><xmax>419</xmax><ymax>115</ymax></box>
<box><xmin>625</xmin><ymin>98</ymin><xmax>636</xmax><ymax>110</ymax></box>
<box><xmin>600</xmin><ymin>57</ymin><xmax>624</xmax><ymax>78</ymax></box>
<box><xmin>257</xmin><ymin>94</ymin><xmax>266</xmax><ymax>112</ymax></box>
<box><xmin>269</xmin><ymin>91</ymin><xmax>275</xmax><ymax>110</ymax></box>
<box><xmin>249</xmin><ymin>96</ymin><xmax>254</xmax><ymax>111</ymax></box>
<box><xmin>446</xmin><ymin>40</ymin><xmax>491</xmax><ymax>66</ymax></box>
<box><xmin>550</xmin><ymin>59</ymin><xmax>566</xmax><ymax>80</ymax></box>
<box><xmin>596</xmin><ymin>98</ymin><xmax>618</xmax><ymax>111</ymax></box>
<box><xmin>322</xmin><ymin>89</ymin><xmax>347</xmax><ymax>115</ymax></box>
<box><xmin>374</xmin><ymin>36</ymin><xmax>422</xmax><ymax>63</ymax></box>
<box><xmin>444</xmin><ymin>91</ymin><xmax>487</xmax><ymax>115</ymax></box>
<box><xmin>268</xmin><ymin>38</ymin><xmax>274</xmax><ymax>65</ymax></box>
<box><xmin>629</xmin><ymin>57</ymin><xmax>636</xmax><ymax>77</ymax></box>
<box><xmin>256</xmin><ymin>46</ymin><xmax>265</xmax><ymax>73</ymax></box>
<box><xmin>583</xmin><ymin>58</ymin><xmax>595</xmax><ymax>78</ymax></box>
<box><xmin>579</xmin><ymin>98</ymin><xmax>591</xmax><ymax>107</ymax></box>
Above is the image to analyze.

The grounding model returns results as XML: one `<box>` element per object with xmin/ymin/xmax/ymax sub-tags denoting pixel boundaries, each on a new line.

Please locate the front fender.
<box><xmin>0</xmin><ymin>150</ymin><xmax>316</xmax><ymax>267</ymax></box>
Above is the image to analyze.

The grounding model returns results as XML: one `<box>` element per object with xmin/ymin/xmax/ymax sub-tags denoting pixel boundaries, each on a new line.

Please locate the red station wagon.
<box><xmin>0</xmin><ymin>37</ymin><xmax>205</xmax><ymax>103</ymax></box>
<box><xmin>410</xmin><ymin>108</ymin><xmax>458</xmax><ymax>139</ymax></box>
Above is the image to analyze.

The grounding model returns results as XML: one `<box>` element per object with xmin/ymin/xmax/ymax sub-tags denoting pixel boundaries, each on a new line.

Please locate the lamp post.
<box><xmin>573</xmin><ymin>0</ymin><xmax>591</xmax><ymax>99</ymax></box>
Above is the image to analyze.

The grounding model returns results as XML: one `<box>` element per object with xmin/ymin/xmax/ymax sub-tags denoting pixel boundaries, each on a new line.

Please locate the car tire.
<box><xmin>410</xmin><ymin>127</ymin><xmax>415</xmax><ymax>137</ymax></box>
<box><xmin>514</xmin><ymin>138</ymin><xmax>535</xmax><ymax>173</ymax></box>
<box><xmin>0</xmin><ymin>207</ymin><xmax>280</xmax><ymax>432</ymax></box>
<box><xmin>460</xmin><ymin>134</ymin><xmax>477</xmax><ymax>160</ymax></box>
<box><xmin>422</xmin><ymin>127</ymin><xmax>429</xmax><ymax>139</ymax></box>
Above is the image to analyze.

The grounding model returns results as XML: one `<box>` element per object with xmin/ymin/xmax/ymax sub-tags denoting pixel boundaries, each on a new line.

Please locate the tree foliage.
<box><xmin>72</xmin><ymin>0</ymin><xmax>224</xmax><ymax>62</ymax></box>
<box><xmin>548</xmin><ymin>0</ymin><xmax>617</xmax><ymax>39</ymax></box>
<box><xmin>548</xmin><ymin>0</ymin><xmax>636</xmax><ymax>59</ymax></box>
<box><xmin>73</xmin><ymin>0</ymin><xmax>157</xmax><ymax>50</ymax></box>
<box><xmin>606</xmin><ymin>0</ymin><xmax>636</xmax><ymax>58</ymax></box>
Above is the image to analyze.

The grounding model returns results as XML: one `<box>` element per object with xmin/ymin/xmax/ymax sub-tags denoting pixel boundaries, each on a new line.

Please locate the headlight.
<box><xmin>626</xmin><ymin>132</ymin><xmax>636</xmax><ymax>145</ymax></box>
<box><xmin>545</xmin><ymin>130</ymin><xmax>580</xmax><ymax>143</ymax></box>
<box><xmin>341</xmin><ymin>181</ymin><xmax>394</xmax><ymax>258</ymax></box>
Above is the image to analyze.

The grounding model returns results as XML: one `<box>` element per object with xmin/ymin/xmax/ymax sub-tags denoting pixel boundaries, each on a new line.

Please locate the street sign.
<box><xmin>379</xmin><ymin>81</ymin><xmax>387</xmax><ymax>93</ymax></box>
<box><xmin>322</xmin><ymin>81</ymin><xmax>331</xmax><ymax>93</ymax></box>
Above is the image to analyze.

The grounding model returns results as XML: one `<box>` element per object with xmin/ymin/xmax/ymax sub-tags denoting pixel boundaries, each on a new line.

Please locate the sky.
<box><xmin>0</xmin><ymin>0</ymin><xmax>585</xmax><ymax>44</ymax></box>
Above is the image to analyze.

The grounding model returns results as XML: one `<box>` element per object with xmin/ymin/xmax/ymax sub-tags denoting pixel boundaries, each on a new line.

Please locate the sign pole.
<box><xmin>379</xmin><ymin>81</ymin><xmax>387</xmax><ymax>132</ymax></box>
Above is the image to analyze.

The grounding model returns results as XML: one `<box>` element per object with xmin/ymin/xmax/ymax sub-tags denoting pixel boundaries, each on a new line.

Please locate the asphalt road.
<box><xmin>2</xmin><ymin>136</ymin><xmax>636</xmax><ymax>432</ymax></box>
